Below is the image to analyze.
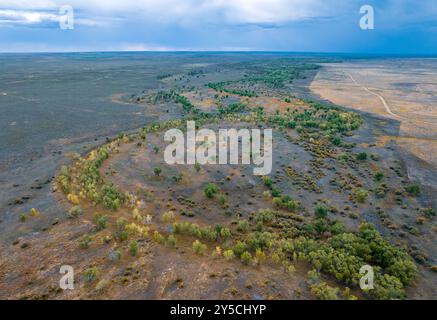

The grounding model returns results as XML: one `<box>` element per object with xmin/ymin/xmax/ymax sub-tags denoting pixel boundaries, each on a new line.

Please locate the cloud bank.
<box><xmin>0</xmin><ymin>0</ymin><xmax>436</xmax><ymax>53</ymax></box>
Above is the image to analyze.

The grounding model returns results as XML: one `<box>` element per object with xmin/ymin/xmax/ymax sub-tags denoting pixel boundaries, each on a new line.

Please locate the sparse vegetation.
<box><xmin>49</xmin><ymin>59</ymin><xmax>427</xmax><ymax>300</ymax></box>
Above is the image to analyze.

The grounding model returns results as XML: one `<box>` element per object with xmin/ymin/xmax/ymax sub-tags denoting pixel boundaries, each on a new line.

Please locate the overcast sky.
<box><xmin>0</xmin><ymin>0</ymin><xmax>436</xmax><ymax>53</ymax></box>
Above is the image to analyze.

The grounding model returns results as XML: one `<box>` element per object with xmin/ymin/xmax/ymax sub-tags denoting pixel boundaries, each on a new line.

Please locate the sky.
<box><xmin>0</xmin><ymin>0</ymin><xmax>436</xmax><ymax>54</ymax></box>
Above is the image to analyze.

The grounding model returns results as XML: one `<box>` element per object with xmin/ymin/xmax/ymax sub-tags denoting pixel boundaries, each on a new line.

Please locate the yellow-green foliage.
<box><xmin>162</xmin><ymin>211</ymin><xmax>175</xmax><ymax>223</ymax></box>
<box><xmin>288</xmin><ymin>222</ymin><xmax>417</xmax><ymax>299</ymax></box>
<box><xmin>223</xmin><ymin>249</ymin><xmax>235</xmax><ymax>261</ymax></box>
<box><xmin>153</xmin><ymin>231</ymin><xmax>165</xmax><ymax>244</ymax></box>
<box><xmin>167</xmin><ymin>234</ymin><xmax>177</xmax><ymax>247</ymax></box>
<box><xmin>192</xmin><ymin>240</ymin><xmax>207</xmax><ymax>255</ymax></box>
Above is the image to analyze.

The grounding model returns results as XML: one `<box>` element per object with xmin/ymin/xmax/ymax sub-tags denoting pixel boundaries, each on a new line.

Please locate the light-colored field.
<box><xmin>311</xmin><ymin>59</ymin><xmax>437</xmax><ymax>168</ymax></box>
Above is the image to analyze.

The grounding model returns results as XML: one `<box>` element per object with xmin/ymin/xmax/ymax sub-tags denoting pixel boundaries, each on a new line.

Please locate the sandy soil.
<box><xmin>310</xmin><ymin>60</ymin><xmax>437</xmax><ymax>177</ymax></box>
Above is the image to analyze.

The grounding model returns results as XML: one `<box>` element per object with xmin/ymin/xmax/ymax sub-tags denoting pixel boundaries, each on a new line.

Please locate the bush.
<box><xmin>114</xmin><ymin>218</ymin><xmax>128</xmax><ymax>242</ymax></box>
<box><xmin>102</xmin><ymin>235</ymin><xmax>112</xmax><ymax>244</ymax></box>
<box><xmin>332</xmin><ymin>136</ymin><xmax>342</xmax><ymax>146</ymax></box>
<box><xmin>68</xmin><ymin>206</ymin><xmax>82</xmax><ymax>218</ymax></box>
<box><xmin>233</xmin><ymin>241</ymin><xmax>247</xmax><ymax>257</ymax></box>
<box><xmin>219</xmin><ymin>227</ymin><xmax>232</xmax><ymax>240</ymax></box>
<box><xmin>309</xmin><ymin>281</ymin><xmax>339</xmax><ymax>300</ymax></box>
<box><xmin>262</xmin><ymin>176</ymin><xmax>273</xmax><ymax>188</ymax></box>
<box><xmin>355</xmin><ymin>188</ymin><xmax>368</xmax><ymax>203</ymax></box>
<box><xmin>194</xmin><ymin>163</ymin><xmax>201</xmax><ymax>173</ymax></box>
<box><xmin>204</xmin><ymin>183</ymin><xmax>218</xmax><ymax>199</ymax></box>
<box><xmin>219</xmin><ymin>195</ymin><xmax>227</xmax><ymax>206</ymax></box>
<box><xmin>153</xmin><ymin>167</ymin><xmax>162</xmax><ymax>176</ymax></box>
<box><xmin>314</xmin><ymin>204</ymin><xmax>328</xmax><ymax>218</ymax></box>
<box><xmin>255</xmin><ymin>248</ymin><xmax>266</xmax><ymax>264</ymax></box>
<box><xmin>212</xmin><ymin>246</ymin><xmax>222</xmax><ymax>259</ymax></box>
<box><xmin>162</xmin><ymin>211</ymin><xmax>175</xmax><ymax>223</ymax></box>
<box><xmin>129</xmin><ymin>241</ymin><xmax>138</xmax><ymax>256</ymax></box>
<box><xmin>79</xmin><ymin>235</ymin><xmax>92</xmax><ymax>249</ymax></box>
<box><xmin>83</xmin><ymin>266</ymin><xmax>98</xmax><ymax>282</ymax></box>
<box><xmin>153</xmin><ymin>231</ymin><xmax>166</xmax><ymax>244</ymax></box>
<box><xmin>372</xmin><ymin>274</ymin><xmax>405</xmax><ymax>300</ymax></box>
<box><xmin>223</xmin><ymin>250</ymin><xmax>235</xmax><ymax>261</ymax></box>
<box><xmin>193</xmin><ymin>240</ymin><xmax>207</xmax><ymax>255</ymax></box>
<box><xmin>241</xmin><ymin>251</ymin><xmax>252</xmax><ymax>265</ymax></box>
<box><xmin>374</xmin><ymin>172</ymin><xmax>384</xmax><ymax>181</ymax></box>
<box><xmin>172</xmin><ymin>173</ymin><xmax>183</xmax><ymax>183</ymax></box>
<box><xmin>271</xmin><ymin>187</ymin><xmax>282</xmax><ymax>197</ymax></box>
<box><xmin>246</xmin><ymin>232</ymin><xmax>271</xmax><ymax>250</ymax></box>
<box><xmin>405</xmin><ymin>184</ymin><xmax>420</xmax><ymax>197</ymax></box>
<box><xmin>102</xmin><ymin>184</ymin><xmax>124</xmax><ymax>211</ymax></box>
<box><xmin>256</xmin><ymin>209</ymin><xmax>274</xmax><ymax>224</ymax></box>
<box><xmin>95</xmin><ymin>279</ymin><xmax>109</xmax><ymax>293</ymax></box>
<box><xmin>237</xmin><ymin>220</ymin><xmax>250</xmax><ymax>233</ymax></box>
<box><xmin>356</xmin><ymin>152</ymin><xmax>367</xmax><ymax>161</ymax></box>
<box><xmin>95</xmin><ymin>215</ymin><xmax>108</xmax><ymax>231</ymax></box>
<box><xmin>167</xmin><ymin>235</ymin><xmax>177</xmax><ymax>247</ymax></box>
<box><xmin>273</xmin><ymin>195</ymin><xmax>299</xmax><ymax>212</ymax></box>
<box><xmin>422</xmin><ymin>207</ymin><xmax>436</xmax><ymax>217</ymax></box>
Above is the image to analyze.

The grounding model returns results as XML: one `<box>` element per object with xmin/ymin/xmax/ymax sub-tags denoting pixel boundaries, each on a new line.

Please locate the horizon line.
<box><xmin>1</xmin><ymin>50</ymin><xmax>437</xmax><ymax>57</ymax></box>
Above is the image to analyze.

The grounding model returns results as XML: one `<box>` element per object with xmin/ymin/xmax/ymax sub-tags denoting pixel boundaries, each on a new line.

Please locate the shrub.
<box><xmin>172</xmin><ymin>173</ymin><xmax>183</xmax><ymax>183</ymax></box>
<box><xmin>314</xmin><ymin>204</ymin><xmax>328</xmax><ymax>218</ymax></box>
<box><xmin>405</xmin><ymin>184</ymin><xmax>421</xmax><ymax>197</ymax></box>
<box><xmin>29</xmin><ymin>208</ymin><xmax>41</xmax><ymax>217</ymax></box>
<box><xmin>194</xmin><ymin>163</ymin><xmax>201</xmax><ymax>173</ymax></box>
<box><xmin>95</xmin><ymin>279</ymin><xmax>109</xmax><ymax>293</ymax></box>
<box><xmin>153</xmin><ymin>167</ymin><xmax>162</xmax><ymax>176</ymax></box>
<box><xmin>167</xmin><ymin>235</ymin><xmax>177</xmax><ymax>247</ymax></box>
<box><xmin>79</xmin><ymin>235</ymin><xmax>92</xmax><ymax>249</ymax></box>
<box><xmin>374</xmin><ymin>171</ymin><xmax>384</xmax><ymax>181</ymax></box>
<box><xmin>193</xmin><ymin>240</ymin><xmax>207</xmax><ymax>255</ymax></box>
<box><xmin>332</xmin><ymin>136</ymin><xmax>342</xmax><ymax>146</ymax></box>
<box><xmin>95</xmin><ymin>215</ymin><xmax>108</xmax><ymax>231</ymax></box>
<box><xmin>212</xmin><ymin>246</ymin><xmax>222</xmax><ymax>259</ymax></box>
<box><xmin>68</xmin><ymin>206</ymin><xmax>83</xmax><ymax>218</ymax></box>
<box><xmin>219</xmin><ymin>195</ymin><xmax>227</xmax><ymax>206</ymax></box>
<box><xmin>271</xmin><ymin>187</ymin><xmax>282</xmax><ymax>197</ymax></box>
<box><xmin>102</xmin><ymin>235</ymin><xmax>112</xmax><ymax>244</ymax></box>
<box><xmin>223</xmin><ymin>250</ymin><xmax>235</xmax><ymax>261</ymax></box>
<box><xmin>262</xmin><ymin>176</ymin><xmax>273</xmax><ymax>188</ymax></box>
<box><xmin>356</xmin><ymin>152</ymin><xmax>367</xmax><ymax>161</ymax></box>
<box><xmin>114</xmin><ymin>218</ymin><xmax>128</xmax><ymax>242</ymax></box>
<box><xmin>355</xmin><ymin>188</ymin><xmax>368</xmax><ymax>203</ymax></box>
<box><xmin>273</xmin><ymin>195</ymin><xmax>299</xmax><ymax>212</ymax></box>
<box><xmin>255</xmin><ymin>248</ymin><xmax>266</xmax><ymax>264</ymax></box>
<box><xmin>241</xmin><ymin>251</ymin><xmax>252</xmax><ymax>265</ymax></box>
<box><xmin>204</xmin><ymin>183</ymin><xmax>218</xmax><ymax>199</ymax></box>
<box><xmin>246</xmin><ymin>232</ymin><xmax>271</xmax><ymax>250</ymax></box>
<box><xmin>108</xmin><ymin>250</ymin><xmax>121</xmax><ymax>262</ymax></box>
<box><xmin>153</xmin><ymin>231</ymin><xmax>165</xmax><ymax>244</ymax></box>
<box><xmin>309</xmin><ymin>281</ymin><xmax>339</xmax><ymax>300</ymax></box>
<box><xmin>67</xmin><ymin>193</ymin><xmax>80</xmax><ymax>205</ymax></box>
<box><xmin>256</xmin><ymin>209</ymin><xmax>274</xmax><ymax>224</ymax></box>
<box><xmin>83</xmin><ymin>266</ymin><xmax>98</xmax><ymax>282</ymax></box>
<box><xmin>272</xmin><ymin>197</ymin><xmax>282</xmax><ymax>208</ymax></box>
<box><xmin>237</xmin><ymin>220</ymin><xmax>250</xmax><ymax>233</ymax></box>
<box><xmin>102</xmin><ymin>184</ymin><xmax>124</xmax><ymax>211</ymax></box>
<box><xmin>372</xmin><ymin>274</ymin><xmax>405</xmax><ymax>300</ymax></box>
<box><xmin>219</xmin><ymin>227</ymin><xmax>232</xmax><ymax>240</ymax></box>
<box><xmin>262</xmin><ymin>190</ymin><xmax>271</xmax><ymax>199</ymax></box>
<box><xmin>129</xmin><ymin>241</ymin><xmax>138</xmax><ymax>256</ymax></box>
<box><xmin>162</xmin><ymin>211</ymin><xmax>175</xmax><ymax>223</ymax></box>
<box><xmin>233</xmin><ymin>241</ymin><xmax>247</xmax><ymax>257</ymax></box>
<box><xmin>422</xmin><ymin>207</ymin><xmax>436</xmax><ymax>217</ymax></box>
